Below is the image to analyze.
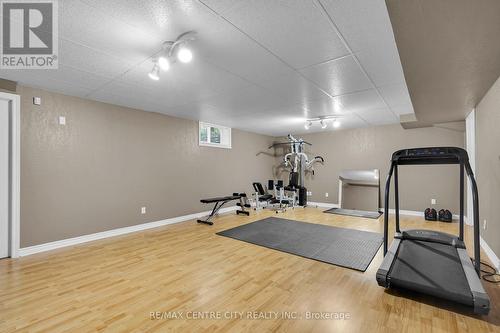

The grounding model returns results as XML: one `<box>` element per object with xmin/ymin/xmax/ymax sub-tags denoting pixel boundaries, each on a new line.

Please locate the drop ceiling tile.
<box><xmin>59</xmin><ymin>39</ymin><xmax>134</xmax><ymax>79</ymax></box>
<box><xmin>79</xmin><ymin>0</ymin><xmax>230</xmax><ymax>41</ymax></box>
<box><xmin>319</xmin><ymin>0</ymin><xmax>395</xmax><ymax>52</ymax></box>
<box><xmin>302</xmin><ymin>98</ymin><xmax>344</xmax><ymax>119</ymax></box>
<box><xmin>378</xmin><ymin>83</ymin><xmax>413</xmax><ymax>109</ymax></box>
<box><xmin>204</xmin><ymin>0</ymin><xmax>349</xmax><ymax>68</ymax></box>
<box><xmin>252</xmin><ymin>103</ymin><xmax>309</xmax><ymax>119</ymax></box>
<box><xmin>199</xmin><ymin>0</ymin><xmax>246</xmax><ymax>15</ymax></box>
<box><xmin>17</xmin><ymin>77</ymin><xmax>93</xmax><ymax>98</ymax></box>
<box><xmin>202</xmin><ymin>84</ymin><xmax>294</xmax><ymax>115</ymax></box>
<box><xmin>302</xmin><ymin>89</ymin><xmax>388</xmax><ymax>118</ymax></box>
<box><xmin>354</xmin><ymin>107</ymin><xmax>398</xmax><ymax>124</ymax></box>
<box><xmin>228</xmin><ymin>112</ymin><xmax>308</xmax><ymax>135</ymax></box>
<box><xmin>0</xmin><ymin>65</ymin><xmax>110</xmax><ymax>90</ymax></box>
<box><xmin>89</xmin><ymin>91</ymin><xmax>166</xmax><ymax>114</ymax></box>
<box><xmin>61</xmin><ymin>1</ymin><xmax>161</xmax><ymax>63</ymax></box>
<box><xmin>118</xmin><ymin>60</ymin><xmax>223</xmax><ymax>106</ymax></box>
<box><xmin>256</xmin><ymin>71</ymin><xmax>333</xmax><ymax>107</ymax></box>
<box><xmin>168</xmin><ymin>103</ymin><xmax>249</xmax><ymax>128</ymax></box>
<box><xmin>392</xmin><ymin>104</ymin><xmax>415</xmax><ymax>116</ymax></box>
<box><xmin>169</xmin><ymin>58</ymin><xmax>255</xmax><ymax>96</ymax></box>
<box><xmin>88</xmin><ymin>80</ymin><xmax>161</xmax><ymax>101</ymax></box>
<box><xmin>299</xmin><ymin>56</ymin><xmax>373</xmax><ymax>97</ymax></box>
<box><xmin>355</xmin><ymin>43</ymin><xmax>406</xmax><ymax>87</ymax></box>
<box><xmin>334</xmin><ymin>89</ymin><xmax>387</xmax><ymax>113</ymax></box>
<box><xmin>193</xmin><ymin>26</ymin><xmax>294</xmax><ymax>84</ymax></box>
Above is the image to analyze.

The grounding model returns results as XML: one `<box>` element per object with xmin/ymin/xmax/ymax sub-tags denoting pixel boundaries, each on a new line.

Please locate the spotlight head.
<box><xmin>177</xmin><ymin>47</ymin><xmax>193</xmax><ymax>63</ymax></box>
<box><xmin>148</xmin><ymin>63</ymin><xmax>160</xmax><ymax>81</ymax></box>
<box><xmin>158</xmin><ymin>56</ymin><xmax>170</xmax><ymax>71</ymax></box>
<box><xmin>320</xmin><ymin>120</ymin><xmax>327</xmax><ymax>129</ymax></box>
<box><xmin>332</xmin><ymin>119</ymin><xmax>341</xmax><ymax>128</ymax></box>
<box><xmin>304</xmin><ymin>121</ymin><xmax>312</xmax><ymax>130</ymax></box>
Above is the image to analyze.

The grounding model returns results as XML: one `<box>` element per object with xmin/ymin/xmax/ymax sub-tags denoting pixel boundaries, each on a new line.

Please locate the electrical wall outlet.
<box><xmin>33</xmin><ymin>97</ymin><xmax>41</xmax><ymax>105</ymax></box>
<box><xmin>141</xmin><ymin>207</ymin><xmax>147</xmax><ymax>215</ymax></box>
<box><xmin>58</xmin><ymin>116</ymin><xmax>66</xmax><ymax>125</ymax></box>
<box><xmin>483</xmin><ymin>219</ymin><xmax>487</xmax><ymax>230</ymax></box>
<box><xmin>325</xmin><ymin>192</ymin><xmax>329</xmax><ymax>198</ymax></box>
<box><xmin>307</xmin><ymin>191</ymin><xmax>312</xmax><ymax>196</ymax></box>
<box><xmin>431</xmin><ymin>199</ymin><xmax>436</xmax><ymax>205</ymax></box>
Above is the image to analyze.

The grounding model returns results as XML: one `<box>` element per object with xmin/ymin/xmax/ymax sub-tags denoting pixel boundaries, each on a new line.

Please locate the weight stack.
<box><xmin>299</xmin><ymin>187</ymin><xmax>307</xmax><ymax>206</ymax></box>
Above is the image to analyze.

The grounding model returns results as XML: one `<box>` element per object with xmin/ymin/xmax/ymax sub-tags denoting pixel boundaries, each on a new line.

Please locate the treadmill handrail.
<box><xmin>382</xmin><ymin>146</ymin><xmax>481</xmax><ymax>275</ymax></box>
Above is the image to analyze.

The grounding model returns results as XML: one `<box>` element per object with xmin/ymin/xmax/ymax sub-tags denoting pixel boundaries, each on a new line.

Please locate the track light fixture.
<box><xmin>158</xmin><ymin>55</ymin><xmax>170</xmax><ymax>71</ymax></box>
<box><xmin>148</xmin><ymin>31</ymin><xmax>197</xmax><ymax>80</ymax></box>
<box><xmin>304</xmin><ymin>116</ymin><xmax>341</xmax><ymax>130</ymax></box>
<box><xmin>148</xmin><ymin>62</ymin><xmax>160</xmax><ymax>81</ymax></box>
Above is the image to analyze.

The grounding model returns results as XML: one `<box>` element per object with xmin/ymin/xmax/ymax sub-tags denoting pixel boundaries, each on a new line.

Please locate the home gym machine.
<box><xmin>376</xmin><ymin>147</ymin><xmax>490</xmax><ymax>314</ymax></box>
<box><xmin>252</xmin><ymin>180</ymin><xmax>291</xmax><ymax>213</ymax></box>
<box><xmin>268</xmin><ymin>134</ymin><xmax>324</xmax><ymax>207</ymax></box>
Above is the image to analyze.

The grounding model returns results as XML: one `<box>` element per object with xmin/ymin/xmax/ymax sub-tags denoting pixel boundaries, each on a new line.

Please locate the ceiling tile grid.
<box><xmin>0</xmin><ymin>0</ymin><xmax>414</xmax><ymax>135</ymax></box>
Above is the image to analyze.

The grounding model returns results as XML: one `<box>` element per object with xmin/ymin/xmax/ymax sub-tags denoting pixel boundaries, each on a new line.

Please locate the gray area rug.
<box><xmin>217</xmin><ymin>217</ymin><xmax>383</xmax><ymax>271</ymax></box>
<box><xmin>324</xmin><ymin>208</ymin><xmax>382</xmax><ymax>219</ymax></box>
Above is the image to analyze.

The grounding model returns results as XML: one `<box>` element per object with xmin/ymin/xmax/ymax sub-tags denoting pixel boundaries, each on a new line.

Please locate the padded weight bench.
<box><xmin>198</xmin><ymin>193</ymin><xmax>250</xmax><ymax>225</ymax></box>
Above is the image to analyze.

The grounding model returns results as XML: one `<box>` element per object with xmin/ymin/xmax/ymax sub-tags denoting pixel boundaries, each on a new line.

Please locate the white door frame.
<box><xmin>465</xmin><ymin>109</ymin><xmax>476</xmax><ymax>226</ymax></box>
<box><xmin>0</xmin><ymin>92</ymin><xmax>20</xmax><ymax>258</ymax></box>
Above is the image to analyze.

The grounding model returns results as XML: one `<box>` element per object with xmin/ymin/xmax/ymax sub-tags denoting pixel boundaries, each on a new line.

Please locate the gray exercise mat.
<box><xmin>324</xmin><ymin>208</ymin><xmax>382</xmax><ymax>219</ymax></box>
<box><xmin>217</xmin><ymin>217</ymin><xmax>383</xmax><ymax>271</ymax></box>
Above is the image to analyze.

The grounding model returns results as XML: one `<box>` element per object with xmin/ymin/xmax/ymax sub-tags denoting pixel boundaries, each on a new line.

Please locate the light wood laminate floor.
<box><xmin>1</xmin><ymin>207</ymin><xmax>499</xmax><ymax>332</ymax></box>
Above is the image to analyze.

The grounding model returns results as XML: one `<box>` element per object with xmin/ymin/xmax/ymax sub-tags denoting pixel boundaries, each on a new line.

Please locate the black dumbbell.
<box><xmin>438</xmin><ymin>209</ymin><xmax>453</xmax><ymax>222</ymax></box>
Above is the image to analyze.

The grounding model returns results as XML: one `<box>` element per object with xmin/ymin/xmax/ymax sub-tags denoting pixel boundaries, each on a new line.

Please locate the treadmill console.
<box><xmin>407</xmin><ymin>147</ymin><xmax>448</xmax><ymax>157</ymax></box>
<box><xmin>391</xmin><ymin>147</ymin><xmax>468</xmax><ymax>165</ymax></box>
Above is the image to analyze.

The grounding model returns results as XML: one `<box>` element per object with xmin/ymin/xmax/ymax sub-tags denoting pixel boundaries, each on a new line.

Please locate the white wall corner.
<box><xmin>480</xmin><ymin>237</ymin><xmax>500</xmax><ymax>272</ymax></box>
<box><xmin>18</xmin><ymin>206</ymin><xmax>238</xmax><ymax>257</ymax></box>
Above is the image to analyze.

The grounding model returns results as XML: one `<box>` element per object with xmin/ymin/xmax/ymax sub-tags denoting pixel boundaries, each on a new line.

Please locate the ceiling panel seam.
<box><xmin>315</xmin><ymin>0</ymin><xmax>399</xmax><ymax>122</ymax></box>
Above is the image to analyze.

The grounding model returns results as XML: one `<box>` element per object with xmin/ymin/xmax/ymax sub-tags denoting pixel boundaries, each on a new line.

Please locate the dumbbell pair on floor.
<box><xmin>424</xmin><ymin>208</ymin><xmax>453</xmax><ymax>222</ymax></box>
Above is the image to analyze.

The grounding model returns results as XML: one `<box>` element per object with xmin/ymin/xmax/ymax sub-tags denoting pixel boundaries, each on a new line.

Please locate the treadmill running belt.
<box><xmin>389</xmin><ymin>240</ymin><xmax>473</xmax><ymax>306</ymax></box>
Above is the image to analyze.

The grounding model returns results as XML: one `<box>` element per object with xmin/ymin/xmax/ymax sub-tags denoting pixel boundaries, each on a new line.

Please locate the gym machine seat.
<box><xmin>376</xmin><ymin>147</ymin><xmax>490</xmax><ymax>314</ymax></box>
<box><xmin>252</xmin><ymin>182</ymin><xmax>273</xmax><ymax>202</ymax></box>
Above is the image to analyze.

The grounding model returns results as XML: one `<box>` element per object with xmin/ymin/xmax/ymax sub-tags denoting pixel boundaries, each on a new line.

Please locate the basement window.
<box><xmin>199</xmin><ymin>122</ymin><xmax>231</xmax><ymax>149</ymax></box>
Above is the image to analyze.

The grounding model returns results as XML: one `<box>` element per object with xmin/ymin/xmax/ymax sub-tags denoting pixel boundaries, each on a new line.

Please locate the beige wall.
<box><xmin>475</xmin><ymin>75</ymin><xmax>500</xmax><ymax>258</ymax></box>
<box><xmin>18</xmin><ymin>86</ymin><xmax>275</xmax><ymax>247</ymax></box>
<box><xmin>275</xmin><ymin>124</ymin><xmax>465</xmax><ymax>213</ymax></box>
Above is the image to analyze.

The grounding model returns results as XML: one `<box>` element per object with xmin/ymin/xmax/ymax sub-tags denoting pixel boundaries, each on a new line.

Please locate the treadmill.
<box><xmin>376</xmin><ymin>147</ymin><xmax>490</xmax><ymax>314</ymax></box>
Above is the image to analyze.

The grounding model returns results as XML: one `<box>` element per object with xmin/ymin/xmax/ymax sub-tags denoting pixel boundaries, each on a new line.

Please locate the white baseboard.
<box><xmin>308</xmin><ymin>201</ymin><xmax>340</xmax><ymax>209</ymax></box>
<box><xmin>309</xmin><ymin>202</ymin><xmax>424</xmax><ymax>216</ymax></box>
<box><xmin>309</xmin><ymin>202</ymin><xmax>462</xmax><ymax>220</ymax></box>
<box><xmin>480</xmin><ymin>237</ymin><xmax>500</xmax><ymax>272</ymax></box>
<box><xmin>18</xmin><ymin>206</ymin><xmax>238</xmax><ymax>257</ymax></box>
<box><xmin>383</xmin><ymin>208</ymin><xmax>461</xmax><ymax>221</ymax></box>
